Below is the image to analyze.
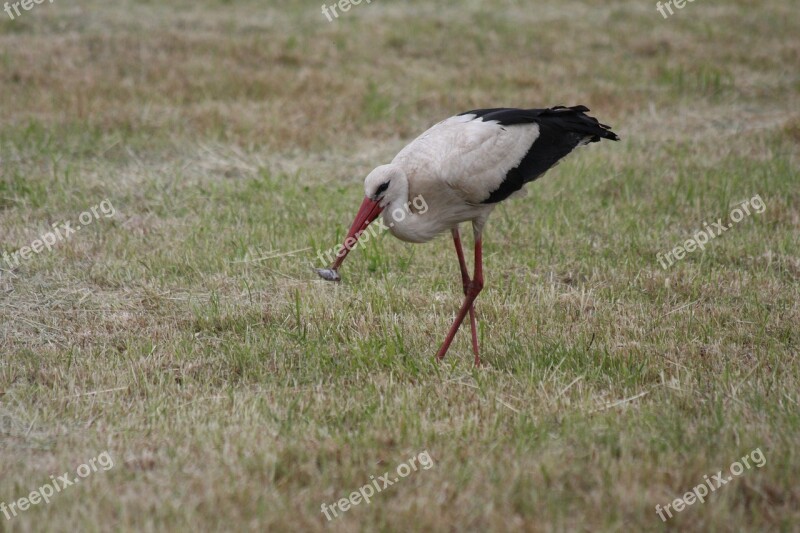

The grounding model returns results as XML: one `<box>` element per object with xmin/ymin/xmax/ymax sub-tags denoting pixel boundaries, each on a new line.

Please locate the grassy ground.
<box><xmin>1</xmin><ymin>0</ymin><xmax>799</xmax><ymax>531</ymax></box>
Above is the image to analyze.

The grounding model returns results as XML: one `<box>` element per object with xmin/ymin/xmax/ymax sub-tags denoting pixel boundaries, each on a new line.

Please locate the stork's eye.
<box><xmin>375</xmin><ymin>181</ymin><xmax>390</xmax><ymax>196</ymax></box>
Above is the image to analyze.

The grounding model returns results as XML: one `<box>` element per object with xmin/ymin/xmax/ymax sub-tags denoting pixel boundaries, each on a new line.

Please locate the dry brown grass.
<box><xmin>1</xmin><ymin>0</ymin><xmax>799</xmax><ymax>531</ymax></box>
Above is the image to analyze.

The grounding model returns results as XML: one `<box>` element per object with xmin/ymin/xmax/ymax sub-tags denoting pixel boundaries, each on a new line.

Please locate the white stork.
<box><xmin>317</xmin><ymin>105</ymin><xmax>619</xmax><ymax>365</ymax></box>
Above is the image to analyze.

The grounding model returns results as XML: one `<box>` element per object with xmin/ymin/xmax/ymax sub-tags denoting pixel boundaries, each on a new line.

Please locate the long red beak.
<box><xmin>330</xmin><ymin>196</ymin><xmax>384</xmax><ymax>270</ymax></box>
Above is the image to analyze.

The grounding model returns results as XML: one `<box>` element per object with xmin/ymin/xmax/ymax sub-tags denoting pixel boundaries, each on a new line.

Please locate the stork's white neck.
<box><xmin>381</xmin><ymin>190</ymin><xmax>438</xmax><ymax>243</ymax></box>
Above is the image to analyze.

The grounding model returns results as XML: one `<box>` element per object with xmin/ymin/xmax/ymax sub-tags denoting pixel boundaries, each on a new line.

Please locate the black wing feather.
<box><xmin>458</xmin><ymin>106</ymin><xmax>619</xmax><ymax>204</ymax></box>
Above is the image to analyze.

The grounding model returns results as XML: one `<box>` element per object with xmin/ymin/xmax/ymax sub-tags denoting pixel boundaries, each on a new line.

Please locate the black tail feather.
<box><xmin>538</xmin><ymin>105</ymin><xmax>620</xmax><ymax>143</ymax></box>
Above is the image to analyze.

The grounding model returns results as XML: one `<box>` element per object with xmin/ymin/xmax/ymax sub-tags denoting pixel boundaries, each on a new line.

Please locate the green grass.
<box><xmin>1</xmin><ymin>0</ymin><xmax>799</xmax><ymax>531</ymax></box>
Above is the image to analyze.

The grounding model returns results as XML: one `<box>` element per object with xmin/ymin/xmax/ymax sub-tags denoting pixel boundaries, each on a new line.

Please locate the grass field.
<box><xmin>1</xmin><ymin>0</ymin><xmax>799</xmax><ymax>531</ymax></box>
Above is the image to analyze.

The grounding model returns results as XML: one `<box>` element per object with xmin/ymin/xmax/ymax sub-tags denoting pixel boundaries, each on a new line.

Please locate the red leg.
<box><xmin>436</xmin><ymin>230</ymin><xmax>484</xmax><ymax>365</ymax></box>
<box><xmin>450</xmin><ymin>228</ymin><xmax>480</xmax><ymax>362</ymax></box>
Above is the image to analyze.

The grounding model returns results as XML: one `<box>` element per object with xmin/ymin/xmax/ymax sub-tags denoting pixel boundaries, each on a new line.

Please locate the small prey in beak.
<box><xmin>315</xmin><ymin>268</ymin><xmax>341</xmax><ymax>282</ymax></box>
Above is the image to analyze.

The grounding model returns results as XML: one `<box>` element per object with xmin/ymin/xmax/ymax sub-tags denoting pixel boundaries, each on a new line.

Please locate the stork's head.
<box><xmin>315</xmin><ymin>164</ymin><xmax>407</xmax><ymax>282</ymax></box>
<box><xmin>363</xmin><ymin>164</ymin><xmax>406</xmax><ymax>208</ymax></box>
